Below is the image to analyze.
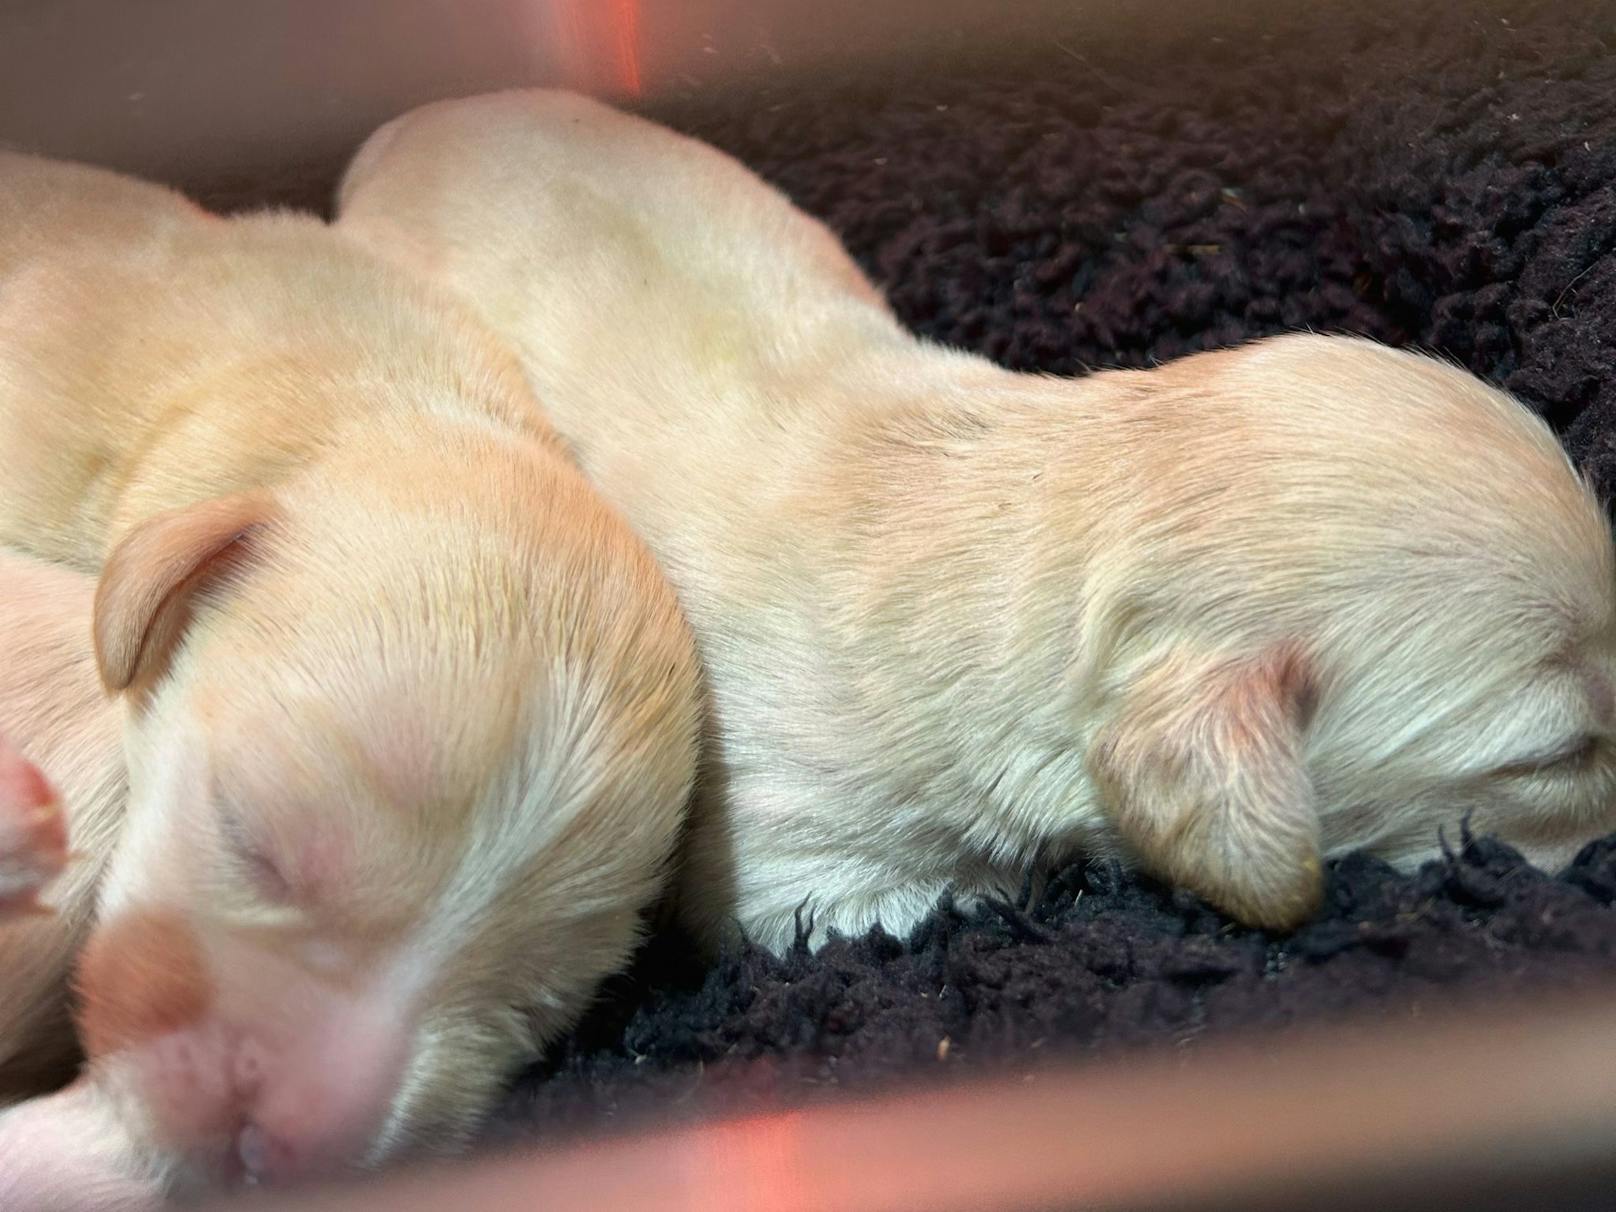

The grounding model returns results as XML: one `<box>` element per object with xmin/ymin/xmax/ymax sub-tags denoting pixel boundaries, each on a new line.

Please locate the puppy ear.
<box><xmin>94</xmin><ymin>491</ymin><xmax>277</xmax><ymax>695</ymax></box>
<box><xmin>1088</xmin><ymin>644</ymin><xmax>1323</xmax><ymax>930</ymax></box>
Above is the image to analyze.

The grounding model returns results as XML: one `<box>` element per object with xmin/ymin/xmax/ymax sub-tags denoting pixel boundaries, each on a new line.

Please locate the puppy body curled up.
<box><xmin>339</xmin><ymin>90</ymin><xmax>1616</xmax><ymax>953</ymax></box>
<box><xmin>0</xmin><ymin>153</ymin><xmax>700</xmax><ymax>1204</ymax></box>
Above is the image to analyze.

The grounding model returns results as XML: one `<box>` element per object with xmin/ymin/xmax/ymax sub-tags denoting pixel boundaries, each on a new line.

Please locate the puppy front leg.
<box><xmin>1087</xmin><ymin>644</ymin><xmax>1324</xmax><ymax>930</ymax></box>
<box><xmin>0</xmin><ymin>1080</ymin><xmax>166</xmax><ymax>1211</ymax></box>
<box><xmin>0</xmin><ymin>732</ymin><xmax>68</xmax><ymax>918</ymax></box>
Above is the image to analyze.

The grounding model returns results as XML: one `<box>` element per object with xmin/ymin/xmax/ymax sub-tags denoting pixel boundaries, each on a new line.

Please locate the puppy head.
<box><xmin>1274</xmin><ymin>339</ymin><xmax>1616</xmax><ymax>877</ymax></box>
<box><xmin>1298</xmin><ymin>503</ymin><xmax>1616</xmax><ymax>879</ymax></box>
<box><xmin>78</xmin><ymin>440</ymin><xmax>699</xmax><ymax>1191</ymax></box>
<box><xmin>1087</xmin><ymin>336</ymin><xmax>1616</xmax><ymax>927</ymax></box>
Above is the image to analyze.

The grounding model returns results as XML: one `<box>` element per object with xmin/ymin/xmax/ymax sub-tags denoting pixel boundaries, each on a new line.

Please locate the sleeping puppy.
<box><xmin>337</xmin><ymin>90</ymin><xmax>1616</xmax><ymax>954</ymax></box>
<box><xmin>0</xmin><ymin>153</ymin><xmax>701</xmax><ymax>1203</ymax></box>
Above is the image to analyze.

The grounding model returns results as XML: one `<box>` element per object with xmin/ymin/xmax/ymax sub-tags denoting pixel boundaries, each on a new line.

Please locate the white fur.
<box><xmin>337</xmin><ymin>90</ymin><xmax>1616</xmax><ymax>953</ymax></box>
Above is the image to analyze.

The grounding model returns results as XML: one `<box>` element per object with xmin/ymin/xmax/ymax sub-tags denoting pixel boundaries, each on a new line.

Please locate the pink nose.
<box><xmin>236</xmin><ymin>1122</ymin><xmax>320</xmax><ymax>1185</ymax></box>
<box><xmin>227</xmin><ymin>1019</ymin><xmax>410</xmax><ymax>1184</ymax></box>
<box><xmin>79</xmin><ymin>907</ymin><xmax>416</xmax><ymax>1184</ymax></box>
<box><xmin>127</xmin><ymin>1007</ymin><xmax>408</xmax><ymax>1186</ymax></box>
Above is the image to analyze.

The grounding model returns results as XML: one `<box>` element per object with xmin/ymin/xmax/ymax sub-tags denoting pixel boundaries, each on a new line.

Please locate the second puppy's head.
<box><xmin>78</xmin><ymin>422</ymin><xmax>699</xmax><ymax>1192</ymax></box>
<box><xmin>1084</xmin><ymin>335</ymin><xmax>1616</xmax><ymax>929</ymax></box>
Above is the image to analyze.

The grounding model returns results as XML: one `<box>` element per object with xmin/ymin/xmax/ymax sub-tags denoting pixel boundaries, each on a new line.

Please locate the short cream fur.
<box><xmin>0</xmin><ymin>151</ymin><xmax>700</xmax><ymax>1204</ymax></box>
<box><xmin>338</xmin><ymin>90</ymin><xmax>1616</xmax><ymax>955</ymax></box>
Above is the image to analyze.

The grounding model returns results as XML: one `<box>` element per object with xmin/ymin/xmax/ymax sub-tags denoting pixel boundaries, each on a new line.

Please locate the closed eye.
<box><xmin>1493</xmin><ymin>735</ymin><xmax>1601</xmax><ymax>779</ymax></box>
<box><xmin>219</xmin><ymin>812</ymin><xmax>295</xmax><ymax>902</ymax></box>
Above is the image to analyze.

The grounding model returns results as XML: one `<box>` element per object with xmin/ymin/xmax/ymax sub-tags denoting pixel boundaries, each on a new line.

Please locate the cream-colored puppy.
<box><xmin>0</xmin><ymin>152</ymin><xmax>700</xmax><ymax>1203</ymax></box>
<box><xmin>0</xmin><ymin>551</ymin><xmax>140</xmax><ymax>1211</ymax></box>
<box><xmin>338</xmin><ymin>90</ymin><xmax>1616</xmax><ymax>955</ymax></box>
<box><xmin>0</xmin><ymin>553</ymin><xmax>123</xmax><ymax>1103</ymax></box>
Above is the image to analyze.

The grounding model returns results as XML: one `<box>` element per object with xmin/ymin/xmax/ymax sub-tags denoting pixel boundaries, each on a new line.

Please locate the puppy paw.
<box><xmin>0</xmin><ymin>732</ymin><xmax>69</xmax><ymax>918</ymax></box>
<box><xmin>0</xmin><ymin>1083</ymin><xmax>167</xmax><ymax>1212</ymax></box>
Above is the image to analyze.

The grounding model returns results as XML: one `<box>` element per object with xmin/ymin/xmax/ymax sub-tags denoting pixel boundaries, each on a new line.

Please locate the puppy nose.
<box><xmin>224</xmin><ymin>1010</ymin><xmax>410</xmax><ymax>1185</ymax></box>
<box><xmin>237</xmin><ymin>1120</ymin><xmax>341</xmax><ymax>1187</ymax></box>
<box><xmin>234</xmin><ymin>1110</ymin><xmax>355</xmax><ymax>1185</ymax></box>
<box><xmin>236</xmin><ymin>1122</ymin><xmax>291</xmax><ymax>1184</ymax></box>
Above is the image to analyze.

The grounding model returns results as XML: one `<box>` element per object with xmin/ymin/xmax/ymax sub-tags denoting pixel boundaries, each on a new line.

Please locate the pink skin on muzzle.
<box><xmin>76</xmin><ymin>908</ymin><xmax>413</xmax><ymax>1185</ymax></box>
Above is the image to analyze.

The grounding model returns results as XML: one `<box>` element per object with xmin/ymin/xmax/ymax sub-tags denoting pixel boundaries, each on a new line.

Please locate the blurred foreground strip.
<box><xmin>212</xmin><ymin>987</ymin><xmax>1616</xmax><ymax>1212</ymax></box>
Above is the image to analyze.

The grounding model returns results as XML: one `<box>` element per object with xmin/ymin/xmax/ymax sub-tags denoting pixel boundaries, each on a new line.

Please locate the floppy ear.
<box><xmin>93</xmin><ymin>491</ymin><xmax>276</xmax><ymax>695</ymax></box>
<box><xmin>1087</xmin><ymin>644</ymin><xmax>1323</xmax><ymax>930</ymax></box>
